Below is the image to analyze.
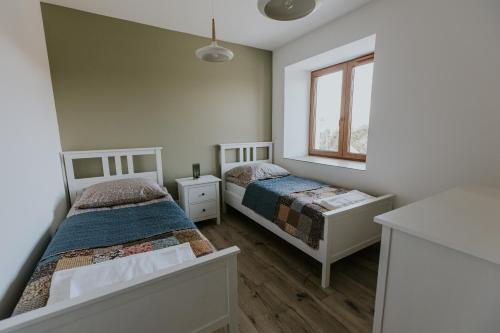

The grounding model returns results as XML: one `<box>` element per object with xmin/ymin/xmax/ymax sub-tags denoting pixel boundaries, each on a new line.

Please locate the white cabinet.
<box><xmin>176</xmin><ymin>175</ymin><xmax>221</xmax><ymax>224</ymax></box>
<box><xmin>373</xmin><ymin>186</ymin><xmax>500</xmax><ymax>333</ymax></box>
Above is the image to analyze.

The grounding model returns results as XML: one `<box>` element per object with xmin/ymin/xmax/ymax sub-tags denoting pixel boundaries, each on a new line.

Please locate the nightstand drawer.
<box><xmin>188</xmin><ymin>184</ymin><xmax>216</xmax><ymax>204</ymax></box>
<box><xmin>189</xmin><ymin>201</ymin><xmax>217</xmax><ymax>220</ymax></box>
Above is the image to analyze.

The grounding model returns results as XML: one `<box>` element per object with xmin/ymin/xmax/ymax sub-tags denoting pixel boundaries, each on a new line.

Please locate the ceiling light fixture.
<box><xmin>258</xmin><ymin>0</ymin><xmax>319</xmax><ymax>21</ymax></box>
<box><xmin>195</xmin><ymin>0</ymin><xmax>234</xmax><ymax>62</ymax></box>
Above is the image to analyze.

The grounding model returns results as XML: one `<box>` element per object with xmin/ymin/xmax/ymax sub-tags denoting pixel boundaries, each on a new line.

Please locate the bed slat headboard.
<box><xmin>62</xmin><ymin>147</ymin><xmax>163</xmax><ymax>204</ymax></box>
<box><xmin>219</xmin><ymin>142</ymin><xmax>273</xmax><ymax>179</ymax></box>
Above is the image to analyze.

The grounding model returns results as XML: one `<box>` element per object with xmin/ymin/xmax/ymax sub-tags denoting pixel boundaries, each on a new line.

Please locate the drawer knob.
<box><xmin>202</xmin><ymin>209</ymin><xmax>206</xmax><ymax>212</ymax></box>
<box><xmin>201</xmin><ymin>193</ymin><xmax>205</xmax><ymax>196</ymax></box>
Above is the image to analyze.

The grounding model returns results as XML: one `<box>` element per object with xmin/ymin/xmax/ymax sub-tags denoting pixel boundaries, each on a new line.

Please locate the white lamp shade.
<box><xmin>258</xmin><ymin>0</ymin><xmax>319</xmax><ymax>21</ymax></box>
<box><xmin>195</xmin><ymin>41</ymin><xmax>234</xmax><ymax>62</ymax></box>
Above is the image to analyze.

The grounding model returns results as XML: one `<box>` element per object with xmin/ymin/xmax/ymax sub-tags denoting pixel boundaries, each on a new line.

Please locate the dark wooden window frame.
<box><xmin>309</xmin><ymin>53</ymin><xmax>374</xmax><ymax>162</ymax></box>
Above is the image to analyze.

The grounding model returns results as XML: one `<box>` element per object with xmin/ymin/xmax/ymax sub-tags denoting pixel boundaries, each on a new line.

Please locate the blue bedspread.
<box><xmin>242</xmin><ymin>175</ymin><xmax>325</xmax><ymax>221</ymax></box>
<box><xmin>42</xmin><ymin>201</ymin><xmax>195</xmax><ymax>261</ymax></box>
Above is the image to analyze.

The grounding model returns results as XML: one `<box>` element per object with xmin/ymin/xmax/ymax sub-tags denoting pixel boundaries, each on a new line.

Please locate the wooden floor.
<box><xmin>198</xmin><ymin>208</ymin><xmax>380</xmax><ymax>333</ymax></box>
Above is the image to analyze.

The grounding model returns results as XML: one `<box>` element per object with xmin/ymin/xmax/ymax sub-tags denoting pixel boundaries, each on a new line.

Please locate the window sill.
<box><xmin>285</xmin><ymin>155</ymin><xmax>367</xmax><ymax>171</ymax></box>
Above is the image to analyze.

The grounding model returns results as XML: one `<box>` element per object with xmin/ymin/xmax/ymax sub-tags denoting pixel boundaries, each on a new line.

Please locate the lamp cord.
<box><xmin>211</xmin><ymin>0</ymin><xmax>216</xmax><ymax>41</ymax></box>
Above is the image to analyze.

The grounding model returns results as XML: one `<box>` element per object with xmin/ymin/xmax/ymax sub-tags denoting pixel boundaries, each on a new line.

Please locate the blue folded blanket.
<box><xmin>242</xmin><ymin>175</ymin><xmax>325</xmax><ymax>221</ymax></box>
<box><xmin>42</xmin><ymin>201</ymin><xmax>195</xmax><ymax>261</ymax></box>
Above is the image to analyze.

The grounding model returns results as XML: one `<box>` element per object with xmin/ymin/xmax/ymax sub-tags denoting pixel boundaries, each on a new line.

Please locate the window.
<box><xmin>309</xmin><ymin>53</ymin><xmax>374</xmax><ymax>161</ymax></box>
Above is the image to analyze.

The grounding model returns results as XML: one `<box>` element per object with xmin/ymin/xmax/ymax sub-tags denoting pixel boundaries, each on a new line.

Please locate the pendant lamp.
<box><xmin>195</xmin><ymin>0</ymin><xmax>234</xmax><ymax>62</ymax></box>
<box><xmin>258</xmin><ymin>0</ymin><xmax>319</xmax><ymax>21</ymax></box>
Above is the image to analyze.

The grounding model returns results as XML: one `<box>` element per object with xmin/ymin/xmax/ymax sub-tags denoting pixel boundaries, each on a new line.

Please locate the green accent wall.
<box><xmin>41</xmin><ymin>3</ymin><xmax>272</xmax><ymax>194</ymax></box>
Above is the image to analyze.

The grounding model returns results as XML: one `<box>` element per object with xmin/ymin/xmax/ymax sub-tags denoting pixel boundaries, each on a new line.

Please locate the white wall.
<box><xmin>273</xmin><ymin>0</ymin><xmax>500</xmax><ymax>206</ymax></box>
<box><xmin>0</xmin><ymin>0</ymin><xmax>67</xmax><ymax>318</ymax></box>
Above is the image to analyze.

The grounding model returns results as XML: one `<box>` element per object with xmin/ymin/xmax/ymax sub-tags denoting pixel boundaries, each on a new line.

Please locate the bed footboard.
<box><xmin>0</xmin><ymin>247</ymin><xmax>240</xmax><ymax>333</ymax></box>
<box><xmin>320</xmin><ymin>194</ymin><xmax>395</xmax><ymax>288</ymax></box>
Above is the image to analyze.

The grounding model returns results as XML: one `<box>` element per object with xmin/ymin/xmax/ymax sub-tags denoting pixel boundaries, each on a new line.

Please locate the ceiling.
<box><xmin>42</xmin><ymin>0</ymin><xmax>370</xmax><ymax>50</ymax></box>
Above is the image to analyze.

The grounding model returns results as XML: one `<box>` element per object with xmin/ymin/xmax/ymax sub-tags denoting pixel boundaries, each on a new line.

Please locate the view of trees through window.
<box><xmin>314</xmin><ymin>70</ymin><xmax>342</xmax><ymax>152</ymax></box>
<box><xmin>309</xmin><ymin>53</ymin><xmax>374</xmax><ymax>161</ymax></box>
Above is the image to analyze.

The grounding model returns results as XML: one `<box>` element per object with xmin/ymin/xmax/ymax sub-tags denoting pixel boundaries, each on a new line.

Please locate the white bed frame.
<box><xmin>0</xmin><ymin>148</ymin><xmax>240</xmax><ymax>333</ymax></box>
<box><xmin>63</xmin><ymin>147</ymin><xmax>164</xmax><ymax>204</ymax></box>
<box><xmin>219</xmin><ymin>142</ymin><xmax>394</xmax><ymax>288</ymax></box>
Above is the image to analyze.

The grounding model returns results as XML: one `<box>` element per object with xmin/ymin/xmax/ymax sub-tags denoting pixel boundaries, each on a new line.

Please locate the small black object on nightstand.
<box><xmin>192</xmin><ymin>163</ymin><xmax>200</xmax><ymax>179</ymax></box>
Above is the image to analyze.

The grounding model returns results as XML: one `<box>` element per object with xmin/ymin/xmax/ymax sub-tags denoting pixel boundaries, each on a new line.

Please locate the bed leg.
<box><xmin>321</xmin><ymin>262</ymin><xmax>331</xmax><ymax>288</ymax></box>
<box><xmin>227</xmin><ymin>255</ymin><xmax>239</xmax><ymax>332</ymax></box>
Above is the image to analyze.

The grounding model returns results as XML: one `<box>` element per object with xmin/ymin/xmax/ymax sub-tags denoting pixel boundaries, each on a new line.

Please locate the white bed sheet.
<box><xmin>225</xmin><ymin>181</ymin><xmax>246</xmax><ymax>198</ymax></box>
<box><xmin>48</xmin><ymin>243</ymin><xmax>196</xmax><ymax>305</ymax></box>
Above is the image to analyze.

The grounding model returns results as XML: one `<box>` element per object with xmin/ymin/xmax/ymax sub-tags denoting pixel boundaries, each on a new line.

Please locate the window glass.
<box><xmin>313</xmin><ymin>70</ymin><xmax>343</xmax><ymax>152</ymax></box>
<box><xmin>349</xmin><ymin>62</ymin><xmax>374</xmax><ymax>155</ymax></box>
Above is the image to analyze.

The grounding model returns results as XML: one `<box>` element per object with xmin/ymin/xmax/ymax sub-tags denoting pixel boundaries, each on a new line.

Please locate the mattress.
<box><xmin>225</xmin><ymin>181</ymin><xmax>246</xmax><ymax>198</ymax></box>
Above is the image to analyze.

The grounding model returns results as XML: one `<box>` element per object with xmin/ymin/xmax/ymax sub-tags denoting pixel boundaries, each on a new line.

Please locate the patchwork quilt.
<box><xmin>274</xmin><ymin>186</ymin><xmax>349</xmax><ymax>249</ymax></box>
<box><xmin>241</xmin><ymin>176</ymin><xmax>349</xmax><ymax>249</ymax></box>
<box><xmin>12</xmin><ymin>196</ymin><xmax>215</xmax><ymax>316</ymax></box>
<box><xmin>242</xmin><ymin>175</ymin><xmax>327</xmax><ymax>221</ymax></box>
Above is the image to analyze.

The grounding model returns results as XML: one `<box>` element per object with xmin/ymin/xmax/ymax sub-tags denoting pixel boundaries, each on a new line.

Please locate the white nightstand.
<box><xmin>176</xmin><ymin>175</ymin><xmax>221</xmax><ymax>224</ymax></box>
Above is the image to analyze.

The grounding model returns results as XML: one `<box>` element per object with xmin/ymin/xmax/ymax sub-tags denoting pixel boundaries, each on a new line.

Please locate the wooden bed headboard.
<box><xmin>62</xmin><ymin>147</ymin><xmax>163</xmax><ymax>204</ymax></box>
<box><xmin>219</xmin><ymin>142</ymin><xmax>273</xmax><ymax>179</ymax></box>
